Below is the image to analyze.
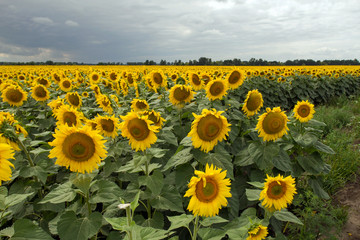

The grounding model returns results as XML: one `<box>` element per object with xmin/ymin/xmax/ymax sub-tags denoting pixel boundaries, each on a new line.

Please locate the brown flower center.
<box><xmin>267</xmin><ymin>181</ymin><xmax>287</xmax><ymax>199</ymax></box>
<box><xmin>173</xmin><ymin>86</ymin><xmax>191</xmax><ymax>102</ymax></box>
<box><xmin>6</xmin><ymin>88</ymin><xmax>23</xmax><ymax>102</ymax></box>
<box><xmin>197</xmin><ymin>115</ymin><xmax>223</xmax><ymax>141</ymax></box>
<box><xmin>128</xmin><ymin>118</ymin><xmax>150</xmax><ymax>141</ymax></box>
<box><xmin>62</xmin><ymin>132</ymin><xmax>95</xmax><ymax>162</ymax></box>
<box><xmin>196</xmin><ymin>177</ymin><xmax>218</xmax><ymax>202</ymax></box>
<box><xmin>209</xmin><ymin>81</ymin><xmax>224</xmax><ymax>96</ymax></box>
<box><xmin>262</xmin><ymin>112</ymin><xmax>285</xmax><ymax>134</ymax></box>
<box><xmin>298</xmin><ymin>105</ymin><xmax>310</xmax><ymax>118</ymax></box>
<box><xmin>246</xmin><ymin>92</ymin><xmax>262</xmax><ymax>111</ymax></box>
<box><xmin>100</xmin><ymin>119</ymin><xmax>115</xmax><ymax>132</ymax></box>
<box><xmin>228</xmin><ymin>71</ymin><xmax>240</xmax><ymax>84</ymax></box>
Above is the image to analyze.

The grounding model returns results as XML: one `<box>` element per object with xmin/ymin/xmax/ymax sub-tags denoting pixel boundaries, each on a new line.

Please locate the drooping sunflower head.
<box><xmin>48</xmin><ymin>97</ymin><xmax>65</xmax><ymax>115</ymax></box>
<box><xmin>150</xmin><ymin>71</ymin><xmax>167</xmax><ymax>88</ymax></box>
<box><xmin>242</xmin><ymin>89</ymin><xmax>264</xmax><ymax>117</ymax></box>
<box><xmin>48</xmin><ymin>125</ymin><xmax>107</xmax><ymax>173</ymax></box>
<box><xmin>52</xmin><ymin>72</ymin><xmax>62</xmax><ymax>83</ymax></box>
<box><xmin>66</xmin><ymin>92</ymin><xmax>82</xmax><ymax>108</ymax></box>
<box><xmin>96</xmin><ymin>94</ymin><xmax>113</xmax><ymax>114</ymax></box>
<box><xmin>36</xmin><ymin>77</ymin><xmax>51</xmax><ymax>88</ymax></box>
<box><xmin>108</xmin><ymin>71</ymin><xmax>118</xmax><ymax>81</ymax></box>
<box><xmin>205</xmin><ymin>79</ymin><xmax>228</xmax><ymax>101</ymax></box>
<box><xmin>246</xmin><ymin>224</ymin><xmax>268</xmax><ymax>240</ymax></box>
<box><xmin>259</xmin><ymin>174</ymin><xmax>297</xmax><ymax>211</ymax></box>
<box><xmin>91</xmin><ymin>84</ymin><xmax>102</xmax><ymax>96</ymax></box>
<box><xmin>189</xmin><ymin>72</ymin><xmax>203</xmax><ymax>91</ymax></box>
<box><xmin>188</xmin><ymin>109</ymin><xmax>231</xmax><ymax>153</ymax></box>
<box><xmin>131</xmin><ymin>99</ymin><xmax>149</xmax><ymax>112</ymax></box>
<box><xmin>55</xmin><ymin>104</ymin><xmax>84</xmax><ymax>128</ymax></box>
<box><xmin>142</xmin><ymin>110</ymin><xmax>166</xmax><ymax>128</ymax></box>
<box><xmin>31</xmin><ymin>84</ymin><xmax>50</xmax><ymax>102</ymax></box>
<box><xmin>2</xmin><ymin>85</ymin><xmax>27</xmax><ymax>107</ymax></box>
<box><xmin>168</xmin><ymin>84</ymin><xmax>194</xmax><ymax>106</ymax></box>
<box><xmin>184</xmin><ymin>163</ymin><xmax>232</xmax><ymax>217</ymax></box>
<box><xmin>59</xmin><ymin>78</ymin><xmax>72</xmax><ymax>92</ymax></box>
<box><xmin>256</xmin><ymin>107</ymin><xmax>289</xmax><ymax>141</ymax></box>
<box><xmin>0</xmin><ymin>143</ymin><xmax>15</xmax><ymax>186</ymax></box>
<box><xmin>293</xmin><ymin>100</ymin><xmax>315</xmax><ymax>123</ymax></box>
<box><xmin>226</xmin><ymin>69</ymin><xmax>245</xmax><ymax>90</ymax></box>
<box><xmin>119</xmin><ymin>111</ymin><xmax>159</xmax><ymax>151</ymax></box>
<box><xmin>94</xmin><ymin>115</ymin><xmax>120</xmax><ymax>138</ymax></box>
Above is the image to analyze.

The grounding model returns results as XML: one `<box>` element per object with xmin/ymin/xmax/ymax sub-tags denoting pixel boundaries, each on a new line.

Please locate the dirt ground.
<box><xmin>334</xmin><ymin>175</ymin><xmax>360</xmax><ymax>239</ymax></box>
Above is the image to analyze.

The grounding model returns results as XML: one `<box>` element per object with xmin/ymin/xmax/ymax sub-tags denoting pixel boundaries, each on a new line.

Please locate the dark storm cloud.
<box><xmin>0</xmin><ymin>0</ymin><xmax>359</xmax><ymax>63</ymax></box>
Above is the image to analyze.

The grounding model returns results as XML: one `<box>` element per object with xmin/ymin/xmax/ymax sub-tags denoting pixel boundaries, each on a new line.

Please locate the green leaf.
<box><xmin>162</xmin><ymin>147</ymin><xmax>193</xmax><ymax>171</ymax></box>
<box><xmin>308</xmin><ymin>178</ymin><xmax>330</xmax><ymax>199</ymax></box>
<box><xmin>297</xmin><ymin>153</ymin><xmax>324</xmax><ymax>174</ymax></box>
<box><xmin>151</xmin><ymin>185</ymin><xmax>184</xmax><ymax>213</ymax></box>
<box><xmin>313</xmin><ymin>141</ymin><xmax>335</xmax><ymax>154</ymax></box>
<box><xmin>200</xmin><ymin>216</ymin><xmax>228</xmax><ymax>227</ymax></box>
<box><xmin>147</xmin><ymin>148</ymin><xmax>168</xmax><ymax>158</ymax></box>
<box><xmin>131</xmin><ymin>225</ymin><xmax>171</xmax><ymax>240</ymax></box>
<box><xmin>70</xmin><ymin>172</ymin><xmax>96</xmax><ymax>195</ymax></box>
<box><xmin>167</xmin><ymin>214</ymin><xmax>194</xmax><ymax>231</ymax></box>
<box><xmin>234</xmin><ymin>149</ymin><xmax>254</xmax><ymax>167</ymax></box>
<box><xmin>272</xmin><ymin>149</ymin><xmax>292</xmax><ymax>172</ymax></box>
<box><xmin>203</xmin><ymin>146</ymin><xmax>234</xmax><ymax>180</ymax></box>
<box><xmin>247</xmin><ymin>182</ymin><xmax>264</xmax><ymax>189</ymax></box>
<box><xmin>0</xmin><ymin>186</ymin><xmax>8</xmax><ymax>210</ymax></box>
<box><xmin>0</xmin><ymin>226</ymin><xmax>14</xmax><ymax>238</ymax></box>
<box><xmin>198</xmin><ymin>227</ymin><xmax>227</xmax><ymax>240</ymax></box>
<box><xmin>159</xmin><ymin>130</ymin><xmax>178</xmax><ymax>146</ymax></box>
<box><xmin>11</xmin><ymin>219</ymin><xmax>52</xmax><ymax>240</ymax></box>
<box><xmin>104</xmin><ymin>217</ymin><xmax>128</xmax><ymax>231</ymax></box>
<box><xmin>273</xmin><ymin>209</ymin><xmax>303</xmax><ymax>225</ymax></box>
<box><xmin>5</xmin><ymin>192</ymin><xmax>34</xmax><ymax>208</ymax></box>
<box><xmin>90</xmin><ymin>179</ymin><xmax>123</xmax><ymax>203</ymax></box>
<box><xmin>139</xmin><ymin>170</ymin><xmax>164</xmax><ymax>196</ymax></box>
<box><xmin>57</xmin><ymin>211</ymin><xmax>103</xmax><ymax>240</ymax></box>
<box><xmin>249</xmin><ymin>142</ymin><xmax>279</xmax><ymax>170</ymax></box>
<box><xmin>19</xmin><ymin>166</ymin><xmax>48</xmax><ymax>184</ymax></box>
<box><xmin>245</xmin><ymin>189</ymin><xmax>261</xmax><ymax>202</ymax></box>
<box><xmin>293</xmin><ymin>132</ymin><xmax>317</xmax><ymax>147</ymax></box>
<box><xmin>39</xmin><ymin>182</ymin><xmax>76</xmax><ymax>204</ymax></box>
<box><xmin>131</xmin><ymin>190</ymin><xmax>141</xmax><ymax>212</ymax></box>
<box><xmin>32</xmin><ymin>131</ymin><xmax>53</xmax><ymax>138</ymax></box>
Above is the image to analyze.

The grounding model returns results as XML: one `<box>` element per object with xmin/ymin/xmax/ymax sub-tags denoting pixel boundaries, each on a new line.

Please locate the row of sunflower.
<box><xmin>0</xmin><ymin>65</ymin><xmax>345</xmax><ymax>239</ymax></box>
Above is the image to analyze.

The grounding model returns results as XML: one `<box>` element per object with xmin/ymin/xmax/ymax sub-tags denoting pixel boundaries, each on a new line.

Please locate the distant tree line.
<box><xmin>0</xmin><ymin>58</ymin><xmax>359</xmax><ymax>66</ymax></box>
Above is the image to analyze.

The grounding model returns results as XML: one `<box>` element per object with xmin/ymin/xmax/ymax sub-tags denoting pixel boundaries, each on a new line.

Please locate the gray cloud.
<box><xmin>0</xmin><ymin>0</ymin><xmax>359</xmax><ymax>63</ymax></box>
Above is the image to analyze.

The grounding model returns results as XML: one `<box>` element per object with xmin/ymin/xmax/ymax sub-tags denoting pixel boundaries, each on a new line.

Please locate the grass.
<box><xmin>287</xmin><ymin>95</ymin><xmax>360</xmax><ymax>239</ymax></box>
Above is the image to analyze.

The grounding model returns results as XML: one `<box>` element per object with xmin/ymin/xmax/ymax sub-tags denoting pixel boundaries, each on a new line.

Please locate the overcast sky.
<box><xmin>0</xmin><ymin>0</ymin><xmax>359</xmax><ymax>63</ymax></box>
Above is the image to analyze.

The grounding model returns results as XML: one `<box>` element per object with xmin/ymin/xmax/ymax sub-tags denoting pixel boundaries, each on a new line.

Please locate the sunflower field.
<box><xmin>0</xmin><ymin>65</ymin><xmax>359</xmax><ymax>239</ymax></box>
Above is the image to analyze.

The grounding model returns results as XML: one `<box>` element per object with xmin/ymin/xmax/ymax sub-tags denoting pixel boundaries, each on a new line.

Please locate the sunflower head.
<box><xmin>293</xmin><ymin>100</ymin><xmax>315</xmax><ymax>123</ymax></box>
<box><xmin>96</xmin><ymin>94</ymin><xmax>113</xmax><ymax>114</ymax></box>
<box><xmin>36</xmin><ymin>77</ymin><xmax>51</xmax><ymax>88</ymax></box>
<box><xmin>94</xmin><ymin>115</ymin><xmax>119</xmax><ymax>138</ymax></box>
<box><xmin>31</xmin><ymin>84</ymin><xmax>50</xmax><ymax>102</ymax></box>
<box><xmin>108</xmin><ymin>71</ymin><xmax>118</xmax><ymax>81</ymax></box>
<box><xmin>226</xmin><ymin>69</ymin><xmax>245</xmax><ymax>89</ymax></box>
<box><xmin>150</xmin><ymin>71</ymin><xmax>166</xmax><ymax>88</ymax></box>
<box><xmin>246</xmin><ymin>224</ymin><xmax>268</xmax><ymax>240</ymax></box>
<box><xmin>2</xmin><ymin>85</ymin><xmax>27</xmax><ymax>107</ymax></box>
<box><xmin>189</xmin><ymin>72</ymin><xmax>203</xmax><ymax>90</ymax></box>
<box><xmin>90</xmin><ymin>72</ymin><xmax>101</xmax><ymax>83</ymax></box>
<box><xmin>205</xmin><ymin>79</ymin><xmax>228</xmax><ymax>101</ymax></box>
<box><xmin>66</xmin><ymin>92</ymin><xmax>82</xmax><ymax>108</ymax></box>
<box><xmin>119</xmin><ymin>111</ymin><xmax>159</xmax><ymax>151</ymax></box>
<box><xmin>55</xmin><ymin>105</ymin><xmax>83</xmax><ymax>127</ymax></box>
<box><xmin>259</xmin><ymin>174</ymin><xmax>297</xmax><ymax>211</ymax></box>
<box><xmin>169</xmin><ymin>84</ymin><xmax>194</xmax><ymax>106</ymax></box>
<box><xmin>188</xmin><ymin>109</ymin><xmax>231</xmax><ymax>153</ymax></box>
<box><xmin>184</xmin><ymin>164</ymin><xmax>231</xmax><ymax>217</ymax></box>
<box><xmin>142</xmin><ymin>110</ymin><xmax>165</xmax><ymax>128</ymax></box>
<box><xmin>256</xmin><ymin>107</ymin><xmax>289</xmax><ymax>141</ymax></box>
<box><xmin>59</xmin><ymin>78</ymin><xmax>72</xmax><ymax>92</ymax></box>
<box><xmin>242</xmin><ymin>89</ymin><xmax>264</xmax><ymax>117</ymax></box>
<box><xmin>131</xmin><ymin>99</ymin><xmax>149</xmax><ymax>112</ymax></box>
<box><xmin>0</xmin><ymin>143</ymin><xmax>15</xmax><ymax>185</ymax></box>
<box><xmin>49</xmin><ymin>125</ymin><xmax>107</xmax><ymax>173</ymax></box>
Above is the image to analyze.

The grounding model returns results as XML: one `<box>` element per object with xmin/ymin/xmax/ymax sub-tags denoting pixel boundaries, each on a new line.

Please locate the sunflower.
<box><xmin>205</xmin><ymin>79</ymin><xmax>228</xmax><ymax>101</ymax></box>
<box><xmin>168</xmin><ymin>84</ymin><xmax>194</xmax><ymax>106</ymax></box>
<box><xmin>149</xmin><ymin>71</ymin><xmax>167</xmax><ymax>89</ymax></box>
<box><xmin>48</xmin><ymin>125</ymin><xmax>107</xmax><ymax>173</ymax></box>
<box><xmin>91</xmin><ymin>84</ymin><xmax>102</xmax><ymax>96</ymax></box>
<box><xmin>242</xmin><ymin>90</ymin><xmax>264</xmax><ymax>117</ymax></box>
<box><xmin>184</xmin><ymin>163</ymin><xmax>231</xmax><ymax>217</ymax></box>
<box><xmin>55</xmin><ymin>105</ymin><xmax>83</xmax><ymax>127</ymax></box>
<box><xmin>131</xmin><ymin>99</ymin><xmax>149</xmax><ymax>112</ymax></box>
<box><xmin>0</xmin><ymin>143</ymin><xmax>15</xmax><ymax>186</ymax></box>
<box><xmin>247</xmin><ymin>224</ymin><xmax>268</xmax><ymax>240</ymax></box>
<box><xmin>0</xmin><ymin>134</ymin><xmax>20</xmax><ymax>151</ymax></box>
<box><xmin>66</xmin><ymin>92</ymin><xmax>82</xmax><ymax>109</ymax></box>
<box><xmin>256</xmin><ymin>107</ymin><xmax>289</xmax><ymax>141</ymax></box>
<box><xmin>31</xmin><ymin>84</ymin><xmax>50</xmax><ymax>102</ymax></box>
<box><xmin>52</xmin><ymin>72</ymin><xmax>62</xmax><ymax>83</ymax></box>
<box><xmin>36</xmin><ymin>77</ymin><xmax>51</xmax><ymax>88</ymax></box>
<box><xmin>48</xmin><ymin>97</ymin><xmax>65</xmax><ymax>115</ymax></box>
<box><xmin>89</xmin><ymin>72</ymin><xmax>101</xmax><ymax>84</ymax></box>
<box><xmin>94</xmin><ymin>115</ymin><xmax>120</xmax><ymax>138</ymax></box>
<box><xmin>188</xmin><ymin>109</ymin><xmax>231</xmax><ymax>153</ymax></box>
<box><xmin>226</xmin><ymin>69</ymin><xmax>245</xmax><ymax>89</ymax></box>
<box><xmin>59</xmin><ymin>78</ymin><xmax>72</xmax><ymax>92</ymax></box>
<box><xmin>96</xmin><ymin>94</ymin><xmax>113</xmax><ymax>114</ymax></box>
<box><xmin>2</xmin><ymin>85</ymin><xmax>27</xmax><ymax>107</ymax></box>
<box><xmin>142</xmin><ymin>110</ymin><xmax>166</xmax><ymax>128</ymax></box>
<box><xmin>108</xmin><ymin>71</ymin><xmax>118</xmax><ymax>81</ymax></box>
<box><xmin>119</xmin><ymin>111</ymin><xmax>159</xmax><ymax>151</ymax></box>
<box><xmin>82</xmin><ymin>91</ymin><xmax>89</xmax><ymax>98</ymax></box>
<box><xmin>293</xmin><ymin>100</ymin><xmax>315</xmax><ymax>123</ymax></box>
<box><xmin>259</xmin><ymin>174</ymin><xmax>297</xmax><ymax>211</ymax></box>
<box><xmin>189</xmin><ymin>72</ymin><xmax>203</xmax><ymax>91</ymax></box>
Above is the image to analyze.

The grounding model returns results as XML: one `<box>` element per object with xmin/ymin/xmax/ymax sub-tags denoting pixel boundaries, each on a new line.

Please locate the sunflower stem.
<box><xmin>144</xmin><ymin>157</ymin><xmax>152</xmax><ymax>224</ymax></box>
<box><xmin>126</xmin><ymin>205</ymin><xmax>133</xmax><ymax>240</ymax></box>
<box><xmin>192</xmin><ymin>215</ymin><xmax>200</xmax><ymax>240</ymax></box>
<box><xmin>86</xmin><ymin>190</ymin><xmax>91</xmax><ymax>217</ymax></box>
<box><xmin>17</xmin><ymin>139</ymin><xmax>43</xmax><ymax>198</ymax></box>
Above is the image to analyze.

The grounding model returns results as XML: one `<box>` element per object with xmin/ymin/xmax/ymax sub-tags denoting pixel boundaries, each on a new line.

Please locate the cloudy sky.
<box><xmin>0</xmin><ymin>0</ymin><xmax>359</xmax><ymax>63</ymax></box>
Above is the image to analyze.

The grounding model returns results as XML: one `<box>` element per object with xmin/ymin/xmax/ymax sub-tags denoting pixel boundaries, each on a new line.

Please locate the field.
<box><xmin>0</xmin><ymin>65</ymin><xmax>360</xmax><ymax>239</ymax></box>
